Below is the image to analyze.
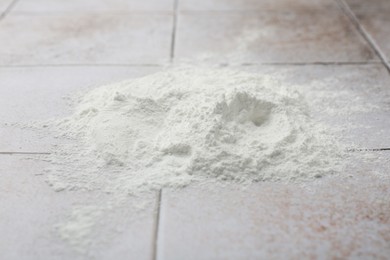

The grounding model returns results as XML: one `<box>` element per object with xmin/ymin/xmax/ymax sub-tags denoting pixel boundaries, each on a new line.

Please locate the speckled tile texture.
<box><xmin>0</xmin><ymin>0</ymin><xmax>389</xmax><ymax>259</ymax></box>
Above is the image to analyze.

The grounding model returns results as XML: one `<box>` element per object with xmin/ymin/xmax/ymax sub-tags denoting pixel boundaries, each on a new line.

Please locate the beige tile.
<box><xmin>13</xmin><ymin>0</ymin><xmax>174</xmax><ymax>13</ymax></box>
<box><xmin>345</xmin><ymin>0</ymin><xmax>390</xmax><ymax>62</ymax></box>
<box><xmin>175</xmin><ymin>11</ymin><xmax>377</xmax><ymax>64</ymax></box>
<box><xmin>0</xmin><ymin>66</ymin><xmax>160</xmax><ymax>152</ymax></box>
<box><xmin>0</xmin><ymin>155</ymin><xmax>157</xmax><ymax>260</ymax></box>
<box><xmin>158</xmin><ymin>156</ymin><xmax>390</xmax><ymax>259</ymax></box>
<box><xmin>0</xmin><ymin>0</ymin><xmax>13</xmax><ymax>12</ymax></box>
<box><xmin>0</xmin><ymin>14</ymin><xmax>172</xmax><ymax>65</ymax></box>
<box><xmin>180</xmin><ymin>0</ymin><xmax>339</xmax><ymax>11</ymax></box>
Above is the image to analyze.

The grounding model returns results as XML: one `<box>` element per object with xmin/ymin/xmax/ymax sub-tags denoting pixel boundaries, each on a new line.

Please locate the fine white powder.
<box><xmin>34</xmin><ymin>67</ymin><xmax>364</xmax><ymax>252</ymax></box>
<box><xmin>44</xmin><ymin>67</ymin><xmax>346</xmax><ymax>195</ymax></box>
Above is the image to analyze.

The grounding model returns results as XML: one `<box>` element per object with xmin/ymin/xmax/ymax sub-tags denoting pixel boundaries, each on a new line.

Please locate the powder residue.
<box><xmin>27</xmin><ymin>67</ymin><xmax>366</xmax><ymax>252</ymax></box>
<box><xmin>43</xmin><ymin>68</ymin><xmax>346</xmax><ymax>195</ymax></box>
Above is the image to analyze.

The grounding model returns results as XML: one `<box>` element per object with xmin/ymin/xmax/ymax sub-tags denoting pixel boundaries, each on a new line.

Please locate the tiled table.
<box><xmin>0</xmin><ymin>0</ymin><xmax>389</xmax><ymax>259</ymax></box>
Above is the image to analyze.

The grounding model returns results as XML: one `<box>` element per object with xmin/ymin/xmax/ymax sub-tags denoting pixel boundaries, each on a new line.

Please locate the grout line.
<box><xmin>0</xmin><ymin>61</ymin><xmax>382</xmax><ymax>69</ymax></box>
<box><xmin>337</xmin><ymin>0</ymin><xmax>390</xmax><ymax>74</ymax></box>
<box><xmin>0</xmin><ymin>152</ymin><xmax>50</xmax><ymax>155</ymax></box>
<box><xmin>239</xmin><ymin>61</ymin><xmax>381</xmax><ymax>66</ymax></box>
<box><xmin>152</xmin><ymin>189</ymin><xmax>163</xmax><ymax>260</ymax></box>
<box><xmin>2</xmin><ymin>149</ymin><xmax>387</xmax><ymax>154</ymax></box>
<box><xmin>170</xmin><ymin>0</ymin><xmax>179</xmax><ymax>63</ymax></box>
<box><xmin>347</xmin><ymin>148</ymin><xmax>390</xmax><ymax>152</ymax></box>
<box><xmin>178</xmin><ymin>9</ymin><xmax>340</xmax><ymax>14</ymax></box>
<box><xmin>0</xmin><ymin>64</ymin><xmax>165</xmax><ymax>68</ymax></box>
<box><xmin>0</xmin><ymin>0</ymin><xmax>19</xmax><ymax>21</ymax></box>
<box><xmin>10</xmin><ymin>11</ymin><xmax>174</xmax><ymax>15</ymax></box>
<box><xmin>192</xmin><ymin>61</ymin><xmax>380</xmax><ymax>67</ymax></box>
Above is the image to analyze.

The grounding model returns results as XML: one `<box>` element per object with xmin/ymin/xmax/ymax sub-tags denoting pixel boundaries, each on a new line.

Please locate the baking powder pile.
<box><xmin>44</xmin><ymin>67</ymin><xmax>346</xmax><ymax>195</ymax></box>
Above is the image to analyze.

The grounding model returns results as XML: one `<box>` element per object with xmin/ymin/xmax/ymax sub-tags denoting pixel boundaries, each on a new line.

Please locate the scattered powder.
<box><xmin>38</xmin><ymin>67</ymin><xmax>355</xmax><ymax>251</ymax></box>
<box><xmin>56</xmin><ymin>205</ymin><xmax>107</xmax><ymax>251</ymax></box>
<box><xmin>43</xmin><ymin>67</ymin><xmax>346</xmax><ymax>195</ymax></box>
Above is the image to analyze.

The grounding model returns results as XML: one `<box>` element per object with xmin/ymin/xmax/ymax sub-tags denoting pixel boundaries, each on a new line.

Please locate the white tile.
<box><xmin>175</xmin><ymin>11</ymin><xmax>377</xmax><ymax>64</ymax></box>
<box><xmin>0</xmin><ymin>0</ymin><xmax>13</xmax><ymax>12</ymax></box>
<box><xmin>286</xmin><ymin>65</ymin><xmax>390</xmax><ymax>148</ymax></box>
<box><xmin>0</xmin><ymin>66</ymin><xmax>161</xmax><ymax>152</ymax></box>
<box><xmin>158</xmin><ymin>155</ymin><xmax>390</xmax><ymax>259</ymax></box>
<box><xmin>345</xmin><ymin>0</ymin><xmax>390</xmax><ymax>63</ymax></box>
<box><xmin>334</xmin><ymin>111</ymin><xmax>390</xmax><ymax>149</ymax></box>
<box><xmin>0</xmin><ymin>14</ymin><xmax>172</xmax><ymax>65</ymax></box>
<box><xmin>0</xmin><ymin>66</ymin><xmax>160</xmax><ymax>122</ymax></box>
<box><xmin>345</xmin><ymin>0</ymin><xmax>390</xmax><ymax>14</ymax></box>
<box><xmin>1</xmin><ymin>65</ymin><xmax>389</xmax><ymax>153</ymax></box>
<box><xmin>0</xmin><ymin>155</ymin><xmax>157</xmax><ymax>260</ymax></box>
<box><xmin>13</xmin><ymin>0</ymin><xmax>174</xmax><ymax>13</ymax></box>
<box><xmin>0</xmin><ymin>126</ymin><xmax>54</xmax><ymax>153</ymax></box>
<box><xmin>241</xmin><ymin>64</ymin><xmax>390</xmax><ymax>148</ymax></box>
<box><xmin>154</xmin><ymin>64</ymin><xmax>390</xmax><ymax>258</ymax></box>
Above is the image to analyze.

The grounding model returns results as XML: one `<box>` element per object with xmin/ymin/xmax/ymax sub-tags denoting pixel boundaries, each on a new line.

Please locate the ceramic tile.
<box><xmin>345</xmin><ymin>0</ymin><xmax>390</xmax><ymax>13</ymax></box>
<box><xmin>0</xmin><ymin>155</ymin><xmax>157</xmax><ymax>260</ymax></box>
<box><xmin>0</xmin><ymin>14</ymin><xmax>172</xmax><ymax>65</ymax></box>
<box><xmin>158</xmin><ymin>155</ymin><xmax>390</xmax><ymax>259</ymax></box>
<box><xmin>0</xmin><ymin>126</ymin><xmax>54</xmax><ymax>153</ymax></box>
<box><xmin>0</xmin><ymin>0</ymin><xmax>13</xmax><ymax>13</ymax></box>
<box><xmin>0</xmin><ymin>66</ymin><xmax>160</xmax><ymax>152</ymax></box>
<box><xmin>175</xmin><ymin>11</ymin><xmax>377</xmax><ymax>64</ymax></box>
<box><xmin>241</xmin><ymin>64</ymin><xmax>390</xmax><ymax>148</ymax></box>
<box><xmin>13</xmin><ymin>0</ymin><xmax>174</xmax><ymax>13</ymax></box>
<box><xmin>2</xmin><ymin>65</ymin><xmax>389</xmax><ymax>153</ymax></box>
<box><xmin>345</xmin><ymin>0</ymin><xmax>390</xmax><ymax>62</ymax></box>
<box><xmin>179</xmin><ymin>0</ymin><xmax>339</xmax><ymax>11</ymax></box>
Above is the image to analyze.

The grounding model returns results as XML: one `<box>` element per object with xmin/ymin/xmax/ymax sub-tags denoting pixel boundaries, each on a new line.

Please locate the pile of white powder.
<box><xmin>44</xmin><ymin>67</ymin><xmax>346</xmax><ymax>195</ymax></box>
<box><xmin>31</xmin><ymin>67</ymin><xmax>364</xmax><ymax>252</ymax></box>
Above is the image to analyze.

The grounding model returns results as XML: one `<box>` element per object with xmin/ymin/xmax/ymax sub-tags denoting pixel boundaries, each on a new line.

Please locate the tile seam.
<box><xmin>0</xmin><ymin>0</ymin><xmax>19</xmax><ymax>21</ymax></box>
<box><xmin>0</xmin><ymin>152</ymin><xmax>50</xmax><ymax>155</ymax></box>
<box><xmin>170</xmin><ymin>0</ymin><xmax>179</xmax><ymax>63</ymax></box>
<box><xmin>152</xmin><ymin>189</ymin><xmax>163</xmax><ymax>260</ymax></box>
<box><xmin>336</xmin><ymin>0</ymin><xmax>390</xmax><ymax>74</ymax></box>
<box><xmin>0</xmin><ymin>62</ymin><xmax>382</xmax><ymax>68</ymax></box>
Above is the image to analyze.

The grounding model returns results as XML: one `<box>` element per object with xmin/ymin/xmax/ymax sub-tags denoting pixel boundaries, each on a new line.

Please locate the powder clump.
<box><xmin>46</xmin><ymin>68</ymin><xmax>345</xmax><ymax>194</ymax></box>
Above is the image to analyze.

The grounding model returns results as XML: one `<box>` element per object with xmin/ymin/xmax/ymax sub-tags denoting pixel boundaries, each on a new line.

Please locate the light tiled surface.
<box><xmin>12</xmin><ymin>0</ymin><xmax>174</xmax><ymax>12</ymax></box>
<box><xmin>0</xmin><ymin>66</ymin><xmax>160</xmax><ymax>152</ymax></box>
<box><xmin>0</xmin><ymin>127</ymin><xmax>53</xmax><ymax>153</ymax></box>
<box><xmin>158</xmin><ymin>156</ymin><xmax>390</xmax><ymax>259</ymax></box>
<box><xmin>253</xmin><ymin>64</ymin><xmax>390</xmax><ymax>148</ymax></box>
<box><xmin>179</xmin><ymin>0</ymin><xmax>339</xmax><ymax>11</ymax></box>
<box><xmin>345</xmin><ymin>0</ymin><xmax>390</xmax><ymax>62</ymax></box>
<box><xmin>0</xmin><ymin>66</ymin><xmax>160</xmax><ymax>123</ymax></box>
<box><xmin>1</xmin><ymin>0</ymin><xmax>390</xmax><ymax>259</ymax></box>
<box><xmin>0</xmin><ymin>0</ymin><xmax>12</xmax><ymax>13</ymax></box>
<box><xmin>0</xmin><ymin>156</ymin><xmax>157</xmax><ymax>260</ymax></box>
<box><xmin>0</xmin><ymin>14</ymin><xmax>172</xmax><ymax>65</ymax></box>
<box><xmin>2</xmin><ymin>65</ymin><xmax>389</xmax><ymax>152</ymax></box>
<box><xmin>174</xmin><ymin>10</ymin><xmax>376</xmax><ymax>64</ymax></box>
<box><xmin>345</xmin><ymin>0</ymin><xmax>390</xmax><ymax>13</ymax></box>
